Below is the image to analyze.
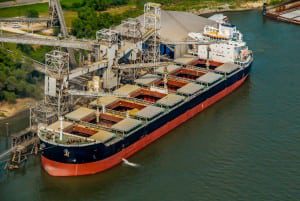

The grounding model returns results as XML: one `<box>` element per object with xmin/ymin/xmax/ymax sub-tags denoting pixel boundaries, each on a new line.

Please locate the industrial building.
<box><xmin>114</xmin><ymin>10</ymin><xmax>217</xmax><ymax>60</ymax></box>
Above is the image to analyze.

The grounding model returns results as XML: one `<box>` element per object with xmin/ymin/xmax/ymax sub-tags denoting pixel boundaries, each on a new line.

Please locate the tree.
<box><xmin>71</xmin><ymin>7</ymin><xmax>124</xmax><ymax>39</ymax></box>
<box><xmin>82</xmin><ymin>0</ymin><xmax>129</xmax><ymax>10</ymax></box>
<box><xmin>26</xmin><ymin>9</ymin><xmax>39</xmax><ymax>18</ymax></box>
<box><xmin>17</xmin><ymin>44</ymin><xmax>34</xmax><ymax>55</ymax></box>
<box><xmin>3</xmin><ymin>91</ymin><xmax>16</xmax><ymax>103</ymax></box>
<box><xmin>72</xmin><ymin>7</ymin><xmax>100</xmax><ymax>38</ymax></box>
<box><xmin>0</xmin><ymin>49</ymin><xmax>41</xmax><ymax>102</ymax></box>
<box><xmin>5</xmin><ymin>76</ymin><xmax>18</xmax><ymax>91</ymax></box>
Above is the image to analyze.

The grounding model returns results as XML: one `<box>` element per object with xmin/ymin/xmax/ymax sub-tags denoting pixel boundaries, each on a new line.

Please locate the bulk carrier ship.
<box><xmin>38</xmin><ymin>14</ymin><xmax>253</xmax><ymax>176</ymax></box>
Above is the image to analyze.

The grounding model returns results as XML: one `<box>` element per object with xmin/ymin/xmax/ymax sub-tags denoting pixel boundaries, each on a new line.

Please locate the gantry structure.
<box><xmin>143</xmin><ymin>2</ymin><xmax>161</xmax><ymax>64</ymax></box>
<box><xmin>48</xmin><ymin>0</ymin><xmax>77</xmax><ymax>66</ymax></box>
<box><xmin>0</xmin><ymin>1</ymin><xmax>166</xmax><ymax>125</ymax></box>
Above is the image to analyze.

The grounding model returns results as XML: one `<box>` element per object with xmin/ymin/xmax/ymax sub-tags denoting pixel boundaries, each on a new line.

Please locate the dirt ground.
<box><xmin>0</xmin><ymin>98</ymin><xmax>36</xmax><ymax>119</ymax></box>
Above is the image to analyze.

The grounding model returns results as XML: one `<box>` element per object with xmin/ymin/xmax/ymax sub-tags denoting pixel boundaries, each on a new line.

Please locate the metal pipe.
<box><xmin>29</xmin><ymin>107</ymin><xmax>32</xmax><ymax>129</ymax></box>
<box><xmin>59</xmin><ymin>116</ymin><xmax>63</xmax><ymax>141</ymax></box>
<box><xmin>96</xmin><ymin>107</ymin><xmax>100</xmax><ymax>123</ymax></box>
<box><xmin>102</xmin><ymin>104</ymin><xmax>106</xmax><ymax>114</ymax></box>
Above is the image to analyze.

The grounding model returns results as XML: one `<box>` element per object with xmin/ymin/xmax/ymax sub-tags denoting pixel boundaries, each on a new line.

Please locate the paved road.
<box><xmin>0</xmin><ymin>0</ymin><xmax>48</xmax><ymax>9</ymax></box>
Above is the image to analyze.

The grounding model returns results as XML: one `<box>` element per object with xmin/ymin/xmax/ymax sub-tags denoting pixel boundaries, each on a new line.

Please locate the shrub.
<box><xmin>26</xmin><ymin>9</ymin><xmax>39</xmax><ymax>18</ymax></box>
<box><xmin>3</xmin><ymin>91</ymin><xmax>17</xmax><ymax>103</ymax></box>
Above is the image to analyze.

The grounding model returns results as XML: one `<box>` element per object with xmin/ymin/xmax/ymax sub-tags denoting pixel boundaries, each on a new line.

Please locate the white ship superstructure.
<box><xmin>188</xmin><ymin>18</ymin><xmax>252</xmax><ymax>66</ymax></box>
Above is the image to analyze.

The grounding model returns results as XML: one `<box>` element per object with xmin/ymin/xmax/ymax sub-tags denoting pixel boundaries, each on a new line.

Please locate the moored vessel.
<box><xmin>38</xmin><ymin>11</ymin><xmax>253</xmax><ymax>176</ymax></box>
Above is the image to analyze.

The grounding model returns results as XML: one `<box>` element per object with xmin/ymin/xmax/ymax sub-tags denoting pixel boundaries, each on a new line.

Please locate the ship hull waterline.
<box><xmin>41</xmin><ymin>73</ymin><xmax>249</xmax><ymax>177</ymax></box>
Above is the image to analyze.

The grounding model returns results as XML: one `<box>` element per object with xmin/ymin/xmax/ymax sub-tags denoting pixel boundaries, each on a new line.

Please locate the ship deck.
<box><xmin>38</xmin><ymin>62</ymin><xmax>244</xmax><ymax>146</ymax></box>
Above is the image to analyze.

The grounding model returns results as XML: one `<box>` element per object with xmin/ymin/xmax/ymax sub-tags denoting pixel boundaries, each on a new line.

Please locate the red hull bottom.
<box><xmin>42</xmin><ymin>76</ymin><xmax>248</xmax><ymax>176</ymax></box>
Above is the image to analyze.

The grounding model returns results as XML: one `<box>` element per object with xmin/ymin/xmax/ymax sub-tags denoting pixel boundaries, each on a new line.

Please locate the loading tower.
<box><xmin>32</xmin><ymin>50</ymin><xmax>71</xmax><ymax>125</ymax></box>
<box><xmin>143</xmin><ymin>3</ymin><xmax>161</xmax><ymax>64</ymax></box>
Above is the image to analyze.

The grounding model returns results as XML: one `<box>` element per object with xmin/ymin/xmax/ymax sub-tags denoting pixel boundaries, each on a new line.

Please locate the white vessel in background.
<box><xmin>208</xmin><ymin>13</ymin><xmax>229</xmax><ymax>24</ymax></box>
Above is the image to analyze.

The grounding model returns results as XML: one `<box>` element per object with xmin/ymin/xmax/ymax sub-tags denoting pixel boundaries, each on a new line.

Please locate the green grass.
<box><xmin>0</xmin><ymin>3</ymin><xmax>48</xmax><ymax>17</ymax></box>
<box><xmin>64</xmin><ymin>10</ymin><xmax>78</xmax><ymax>27</ymax></box>
<box><xmin>61</xmin><ymin>0</ymin><xmax>83</xmax><ymax>7</ymax></box>
<box><xmin>0</xmin><ymin>112</ymin><xmax>6</xmax><ymax>118</ymax></box>
<box><xmin>160</xmin><ymin>0</ymin><xmax>231</xmax><ymax>11</ymax></box>
<box><xmin>0</xmin><ymin>0</ymin><xmax>84</xmax><ymax>18</ymax></box>
<box><xmin>2</xmin><ymin>43</ymin><xmax>17</xmax><ymax>51</ymax></box>
<box><xmin>102</xmin><ymin>4</ymin><xmax>137</xmax><ymax>15</ymax></box>
<box><xmin>0</xmin><ymin>2</ymin><xmax>80</xmax><ymax>28</ymax></box>
<box><xmin>268</xmin><ymin>0</ymin><xmax>286</xmax><ymax>5</ymax></box>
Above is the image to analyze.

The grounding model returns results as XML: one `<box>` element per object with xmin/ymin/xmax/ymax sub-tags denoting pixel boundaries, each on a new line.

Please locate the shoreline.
<box><xmin>189</xmin><ymin>1</ymin><xmax>263</xmax><ymax>16</ymax></box>
<box><xmin>0</xmin><ymin>98</ymin><xmax>36</xmax><ymax>121</ymax></box>
<box><xmin>195</xmin><ymin>7</ymin><xmax>262</xmax><ymax>16</ymax></box>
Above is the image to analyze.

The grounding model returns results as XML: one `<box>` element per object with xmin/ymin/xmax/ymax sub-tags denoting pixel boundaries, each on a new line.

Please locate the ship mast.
<box><xmin>206</xmin><ymin>45</ymin><xmax>211</xmax><ymax>69</ymax></box>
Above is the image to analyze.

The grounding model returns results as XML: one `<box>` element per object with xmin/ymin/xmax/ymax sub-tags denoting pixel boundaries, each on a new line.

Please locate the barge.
<box><xmin>264</xmin><ymin>0</ymin><xmax>300</xmax><ymax>25</ymax></box>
